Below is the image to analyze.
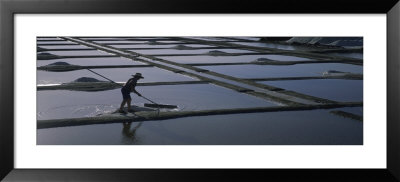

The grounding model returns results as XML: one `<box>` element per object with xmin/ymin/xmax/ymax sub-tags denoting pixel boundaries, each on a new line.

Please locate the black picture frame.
<box><xmin>1</xmin><ymin>0</ymin><xmax>399</xmax><ymax>181</ymax></box>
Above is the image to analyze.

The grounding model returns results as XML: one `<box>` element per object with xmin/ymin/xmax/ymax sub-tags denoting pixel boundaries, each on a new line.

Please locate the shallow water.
<box><xmin>36</xmin><ymin>36</ymin><xmax>364</xmax><ymax>145</ymax></box>
<box><xmin>259</xmin><ymin>79</ymin><xmax>363</xmax><ymax>102</ymax></box>
<box><xmin>94</xmin><ymin>40</ymin><xmax>149</xmax><ymax>44</ymax></box>
<box><xmin>37</xmin><ymin>57</ymin><xmax>146</xmax><ymax>67</ymax></box>
<box><xmin>231</xmin><ymin>42</ymin><xmax>318</xmax><ymax>51</ymax></box>
<box><xmin>37</xmin><ymin>109</ymin><xmax>362</xmax><ymax>145</ymax></box>
<box><xmin>37</xmin><ymin>69</ymin><xmax>108</xmax><ymax>84</ymax></box>
<box><xmin>197</xmin><ymin>63</ymin><xmax>362</xmax><ymax>78</ymax></box>
<box><xmin>37</xmin><ymin>84</ymin><xmax>276</xmax><ymax>120</ymax></box>
<box><xmin>37</xmin><ymin>41</ymin><xmax>77</xmax><ymax>45</ymax></box>
<box><xmin>225</xmin><ymin>37</ymin><xmax>260</xmax><ymax>41</ymax></box>
<box><xmin>337</xmin><ymin>107</ymin><xmax>363</xmax><ymax>116</ymax></box>
<box><xmin>326</xmin><ymin>52</ymin><xmax>363</xmax><ymax>59</ymax></box>
<box><xmin>156</xmin><ymin>41</ymin><xmax>183</xmax><ymax>44</ymax></box>
<box><xmin>127</xmin><ymin>37</ymin><xmax>170</xmax><ymax>40</ymax></box>
<box><xmin>37</xmin><ymin>37</ymin><xmax>61</xmax><ymax>41</ymax></box>
<box><xmin>185</xmin><ymin>37</ymin><xmax>234</xmax><ymax>42</ymax></box>
<box><xmin>45</xmin><ymin>50</ymin><xmax>113</xmax><ymax>56</ymax></box>
<box><xmin>80</xmin><ymin>37</ymin><xmax>129</xmax><ymax>40</ymax></box>
<box><xmin>260</xmin><ymin>54</ymin><xmax>311</xmax><ymax>61</ymax></box>
<box><xmin>38</xmin><ymin>45</ymin><xmax>92</xmax><ymax>49</ymax></box>
<box><xmin>110</xmin><ymin>44</ymin><xmax>215</xmax><ymax>49</ymax></box>
<box><xmin>157</xmin><ymin>55</ymin><xmax>309</xmax><ymax>64</ymax></box>
<box><xmin>90</xmin><ymin>67</ymin><xmax>197</xmax><ymax>82</ymax></box>
<box><xmin>37</xmin><ymin>67</ymin><xmax>196</xmax><ymax>84</ymax></box>
<box><xmin>128</xmin><ymin>49</ymin><xmax>254</xmax><ymax>55</ymax></box>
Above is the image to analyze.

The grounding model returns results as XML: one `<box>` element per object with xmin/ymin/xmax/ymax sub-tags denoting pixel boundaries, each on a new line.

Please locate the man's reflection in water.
<box><xmin>122</xmin><ymin>121</ymin><xmax>143</xmax><ymax>144</ymax></box>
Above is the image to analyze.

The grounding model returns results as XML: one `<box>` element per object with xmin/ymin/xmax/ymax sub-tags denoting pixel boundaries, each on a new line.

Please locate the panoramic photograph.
<box><xmin>36</xmin><ymin>36</ymin><xmax>363</xmax><ymax>145</ymax></box>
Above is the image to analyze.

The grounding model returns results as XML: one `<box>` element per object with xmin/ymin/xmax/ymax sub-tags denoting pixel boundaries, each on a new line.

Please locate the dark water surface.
<box><xmin>37</xmin><ymin>109</ymin><xmax>362</xmax><ymax>145</ymax></box>
<box><xmin>337</xmin><ymin>107</ymin><xmax>363</xmax><ymax>116</ymax></box>
<box><xmin>327</xmin><ymin>52</ymin><xmax>363</xmax><ymax>59</ymax></box>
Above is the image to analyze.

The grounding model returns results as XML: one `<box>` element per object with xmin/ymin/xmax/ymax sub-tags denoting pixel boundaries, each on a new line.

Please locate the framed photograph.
<box><xmin>1</xmin><ymin>0</ymin><xmax>399</xmax><ymax>181</ymax></box>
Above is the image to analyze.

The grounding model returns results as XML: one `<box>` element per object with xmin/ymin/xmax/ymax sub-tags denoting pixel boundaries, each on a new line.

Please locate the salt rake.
<box><xmin>86</xmin><ymin>69</ymin><xmax>178</xmax><ymax>111</ymax></box>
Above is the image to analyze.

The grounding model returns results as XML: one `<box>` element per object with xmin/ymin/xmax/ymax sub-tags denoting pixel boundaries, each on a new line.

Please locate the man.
<box><xmin>119</xmin><ymin>73</ymin><xmax>143</xmax><ymax>113</ymax></box>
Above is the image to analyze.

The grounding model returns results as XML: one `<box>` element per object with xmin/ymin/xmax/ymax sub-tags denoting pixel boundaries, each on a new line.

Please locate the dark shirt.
<box><xmin>122</xmin><ymin>78</ymin><xmax>138</xmax><ymax>93</ymax></box>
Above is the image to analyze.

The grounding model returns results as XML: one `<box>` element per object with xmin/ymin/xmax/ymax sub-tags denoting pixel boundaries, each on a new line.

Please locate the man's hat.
<box><xmin>132</xmin><ymin>73</ymin><xmax>144</xmax><ymax>79</ymax></box>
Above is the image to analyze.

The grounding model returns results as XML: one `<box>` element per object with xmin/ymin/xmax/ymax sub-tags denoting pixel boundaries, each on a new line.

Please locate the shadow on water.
<box><xmin>121</xmin><ymin>121</ymin><xmax>143</xmax><ymax>144</ymax></box>
<box><xmin>121</xmin><ymin>120</ymin><xmax>201</xmax><ymax>145</ymax></box>
<box><xmin>143</xmin><ymin>121</ymin><xmax>201</xmax><ymax>144</ymax></box>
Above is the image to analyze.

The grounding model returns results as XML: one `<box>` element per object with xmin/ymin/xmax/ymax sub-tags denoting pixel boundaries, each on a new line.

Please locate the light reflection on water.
<box><xmin>128</xmin><ymin>49</ymin><xmax>254</xmax><ymax>55</ymax></box>
<box><xmin>94</xmin><ymin>40</ymin><xmax>148</xmax><ymax>44</ymax></box>
<box><xmin>37</xmin><ymin>84</ymin><xmax>276</xmax><ymax>120</ymax></box>
<box><xmin>158</xmin><ymin>54</ymin><xmax>310</xmax><ymax>64</ymax></box>
<box><xmin>327</xmin><ymin>52</ymin><xmax>363</xmax><ymax>59</ymax></box>
<box><xmin>37</xmin><ymin>70</ymin><xmax>108</xmax><ymax>84</ymax></box>
<box><xmin>37</xmin><ymin>41</ymin><xmax>76</xmax><ymax>45</ymax></box>
<box><xmin>45</xmin><ymin>50</ymin><xmax>112</xmax><ymax>56</ymax></box>
<box><xmin>185</xmin><ymin>37</ymin><xmax>236</xmax><ymax>41</ymax></box>
<box><xmin>37</xmin><ymin>110</ymin><xmax>363</xmax><ymax>145</ymax></box>
<box><xmin>37</xmin><ymin>57</ymin><xmax>145</xmax><ymax>67</ymax></box>
<box><xmin>91</xmin><ymin>67</ymin><xmax>197</xmax><ymax>82</ymax></box>
<box><xmin>197</xmin><ymin>63</ymin><xmax>362</xmax><ymax>78</ymax></box>
<box><xmin>36</xmin><ymin>37</ymin><xmax>364</xmax><ymax>145</ymax></box>
<box><xmin>259</xmin><ymin>79</ymin><xmax>363</xmax><ymax>102</ymax></box>
<box><xmin>110</xmin><ymin>44</ymin><xmax>215</xmax><ymax>49</ymax></box>
<box><xmin>38</xmin><ymin>45</ymin><xmax>91</xmax><ymax>49</ymax></box>
<box><xmin>37</xmin><ymin>67</ymin><xmax>196</xmax><ymax>84</ymax></box>
<box><xmin>37</xmin><ymin>37</ymin><xmax>61</xmax><ymax>41</ymax></box>
<box><xmin>231</xmin><ymin>42</ymin><xmax>319</xmax><ymax>51</ymax></box>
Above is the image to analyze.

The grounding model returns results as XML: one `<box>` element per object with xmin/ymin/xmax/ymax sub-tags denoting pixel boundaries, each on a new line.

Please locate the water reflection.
<box><xmin>37</xmin><ymin>109</ymin><xmax>363</xmax><ymax>145</ymax></box>
<box><xmin>259</xmin><ymin>79</ymin><xmax>363</xmax><ymax>102</ymax></box>
<box><xmin>157</xmin><ymin>55</ymin><xmax>284</xmax><ymax>64</ymax></box>
<box><xmin>197</xmin><ymin>63</ymin><xmax>362</xmax><ymax>78</ymax></box>
<box><xmin>128</xmin><ymin>49</ymin><xmax>253</xmax><ymax>55</ymax></box>
<box><xmin>122</xmin><ymin>122</ymin><xmax>143</xmax><ymax>144</ymax></box>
